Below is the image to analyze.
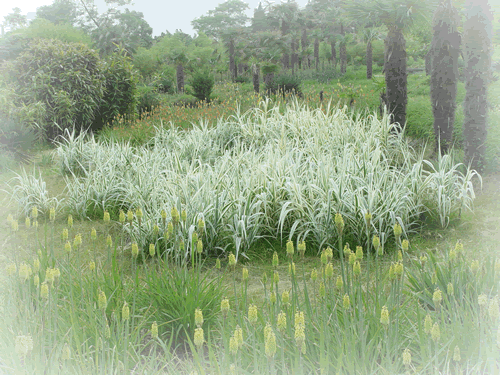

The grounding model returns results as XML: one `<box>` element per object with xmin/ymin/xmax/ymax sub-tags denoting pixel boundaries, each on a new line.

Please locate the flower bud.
<box><xmin>119</xmin><ymin>210</ymin><xmax>125</xmax><ymax>224</ymax></box>
<box><xmin>286</xmin><ymin>240</ymin><xmax>294</xmax><ymax>257</ymax></box>
<box><xmin>195</xmin><ymin>308</ymin><xmax>203</xmax><ymax>327</ymax></box>
<box><xmin>343</xmin><ymin>294</ymin><xmax>350</xmax><ymax>309</ymax></box>
<box><xmin>151</xmin><ymin>321</ymin><xmax>158</xmax><ymax>339</ymax></box>
<box><xmin>103</xmin><ymin>211</ymin><xmax>109</xmax><ymax>223</ymax></box>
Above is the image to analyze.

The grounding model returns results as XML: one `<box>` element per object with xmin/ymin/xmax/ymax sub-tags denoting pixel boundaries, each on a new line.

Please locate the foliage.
<box><xmin>3</xmin><ymin>39</ymin><xmax>105</xmax><ymax>140</ymax></box>
<box><xmin>191</xmin><ymin>71</ymin><xmax>215</xmax><ymax>102</ymax></box>
<box><xmin>265</xmin><ymin>74</ymin><xmax>302</xmax><ymax>96</ymax></box>
<box><xmin>95</xmin><ymin>50</ymin><xmax>138</xmax><ymax>131</ymax></box>
<box><xmin>136</xmin><ymin>85</ymin><xmax>161</xmax><ymax>117</ymax></box>
<box><xmin>36</xmin><ymin>0</ymin><xmax>79</xmax><ymax>26</ymax></box>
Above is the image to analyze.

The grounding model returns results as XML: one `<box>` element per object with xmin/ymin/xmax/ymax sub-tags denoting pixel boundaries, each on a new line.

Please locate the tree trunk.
<box><xmin>291</xmin><ymin>39</ymin><xmax>296</xmax><ymax>75</ymax></box>
<box><xmin>463</xmin><ymin>0</ymin><xmax>492</xmax><ymax>172</ymax></box>
<box><xmin>366</xmin><ymin>39</ymin><xmax>373</xmax><ymax>79</ymax></box>
<box><xmin>176</xmin><ymin>63</ymin><xmax>184</xmax><ymax>93</ymax></box>
<box><xmin>229</xmin><ymin>38</ymin><xmax>236</xmax><ymax>81</ymax></box>
<box><xmin>331</xmin><ymin>41</ymin><xmax>337</xmax><ymax>67</ymax></box>
<box><xmin>301</xmin><ymin>29</ymin><xmax>309</xmax><ymax>69</ymax></box>
<box><xmin>314</xmin><ymin>38</ymin><xmax>319</xmax><ymax>71</ymax></box>
<box><xmin>384</xmin><ymin>25</ymin><xmax>407</xmax><ymax>132</ymax></box>
<box><xmin>340</xmin><ymin>24</ymin><xmax>346</xmax><ymax>74</ymax></box>
<box><xmin>430</xmin><ymin>0</ymin><xmax>461</xmax><ymax>155</ymax></box>
<box><xmin>282</xmin><ymin>53</ymin><xmax>290</xmax><ymax>70</ymax></box>
<box><xmin>252</xmin><ymin>64</ymin><xmax>260</xmax><ymax>93</ymax></box>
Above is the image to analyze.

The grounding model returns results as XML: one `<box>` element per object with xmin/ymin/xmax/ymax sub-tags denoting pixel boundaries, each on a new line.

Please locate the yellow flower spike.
<box><xmin>181</xmin><ymin>209</ymin><xmax>187</xmax><ymax>223</ymax></box>
<box><xmin>289</xmin><ymin>262</ymin><xmax>296</xmax><ymax>276</ymax></box>
<box><xmin>282</xmin><ymin>290</ymin><xmax>290</xmax><ymax>305</ymax></box>
<box><xmin>353</xmin><ymin>261</ymin><xmax>361</xmax><ymax>278</ymax></box>
<box><xmin>265</xmin><ymin>328</ymin><xmax>276</xmax><ymax>359</ymax></box>
<box><xmin>402</xmin><ymin>348</ymin><xmax>411</xmax><ymax>367</ymax></box>
<box><xmin>454</xmin><ymin>240</ymin><xmax>463</xmax><ymax>255</ymax></box>
<box><xmin>25</xmin><ymin>217</ymin><xmax>31</xmax><ymax>228</ymax></box>
<box><xmin>453</xmin><ymin>345</ymin><xmax>461</xmax><ymax>362</ymax></box>
<box><xmin>122</xmin><ymin>301</ymin><xmax>130</xmax><ymax>321</ymax></box>
<box><xmin>431</xmin><ymin>322</ymin><xmax>440</xmax><ymax>342</ymax></box>
<box><xmin>343</xmin><ymin>294</ymin><xmax>350</xmax><ymax>309</ymax></box>
<box><xmin>136</xmin><ymin>208</ymin><xmax>143</xmax><ymax>224</ymax></box>
<box><xmin>195</xmin><ymin>308</ymin><xmax>204</xmax><ymax>327</ymax></box>
<box><xmin>119</xmin><ymin>210</ymin><xmax>125</xmax><ymax>224</ymax></box>
<box><xmin>151</xmin><ymin>321</ymin><xmax>158</xmax><ymax>339</ymax></box>
<box><xmin>106</xmin><ymin>235</ymin><xmax>112</xmax><ymax>249</ymax></box>
<box><xmin>7</xmin><ymin>263</ymin><xmax>16</xmax><ymax>276</ymax></box>
<box><xmin>149</xmin><ymin>243</ymin><xmax>155</xmax><ymax>257</ymax></box>
<box><xmin>89</xmin><ymin>261</ymin><xmax>96</xmax><ymax>272</ymax></box>
<box><xmin>348</xmin><ymin>251</ymin><xmax>356</xmax><ymax>266</ymax></box>
<box><xmin>11</xmin><ymin>220</ymin><xmax>19</xmax><ymax>232</ymax></box>
<box><xmin>234</xmin><ymin>325</ymin><xmax>243</xmax><ymax>348</ymax></box>
<box><xmin>488</xmin><ymin>297</ymin><xmax>499</xmax><ymax>321</ymax></box>
<box><xmin>393</xmin><ymin>223</ymin><xmax>402</xmax><ymax>239</ymax></box>
<box><xmin>221</xmin><ymin>297</ymin><xmax>230</xmax><ymax>317</ymax></box>
<box><xmin>433</xmin><ymin>288</ymin><xmax>442</xmax><ymax>308</ymax></box>
<box><xmin>215</xmin><ymin>258</ymin><xmax>221</xmax><ymax>270</ymax></box>
<box><xmin>153</xmin><ymin>224</ymin><xmax>159</xmax><ymax>236</ymax></box>
<box><xmin>294</xmin><ymin>325</ymin><xmax>306</xmax><ymax>353</ymax></box>
<box><xmin>49</xmin><ymin>207</ymin><xmax>55</xmax><ymax>222</ymax></box>
<box><xmin>64</xmin><ymin>241</ymin><xmax>72</xmax><ymax>254</ymax></box>
<box><xmin>325</xmin><ymin>247</ymin><xmax>333</xmax><ymax>261</ymax></box>
<box><xmin>335</xmin><ymin>213</ymin><xmax>344</xmax><ymax>234</ymax></box>
<box><xmin>41</xmin><ymin>281</ymin><xmax>49</xmax><ymax>299</ymax></box>
<box><xmin>91</xmin><ymin>227</ymin><xmax>97</xmax><ymax>241</ymax></box>
<box><xmin>197</xmin><ymin>239</ymin><xmax>203</xmax><ymax>254</ymax></box>
<box><xmin>33</xmin><ymin>274</ymin><xmax>40</xmax><ymax>288</ymax></box>
<box><xmin>62</xmin><ymin>228</ymin><xmax>68</xmax><ymax>241</ymax></box>
<box><xmin>15</xmin><ymin>335</ymin><xmax>33</xmax><ymax>357</ymax></box>
<box><xmin>273</xmin><ymin>270</ymin><xmax>279</xmax><ymax>284</ymax></box>
<box><xmin>131</xmin><ymin>243</ymin><xmax>139</xmax><ymax>259</ymax></box>
<box><xmin>68</xmin><ymin>214</ymin><xmax>73</xmax><ymax>228</ymax></box>
<box><xmin>321</xmin><ymin>250</ymin><xmax>328</xmax><ymax>265</ymax></box>
<box><xmin>343</xmin><ymin>243</ymin><xmax>351</xmax><ymax>257</ymax></box>
<box><xmin>33</xmin><ymin>258</ymin><xmax>40</xmax><ymax>273</ymax></box>
<box><xmin>197</xmin><ymin>218</ymin><xmax>205</xmax><ymax>234</ymax></box>
<box><xmin>449</xmin><ymin>247</ymin><xmax>457</xmax><ymax>262</ymax></box>
<box><xmin>73</xmin><ymin>233</ymin><xmax>82</xmax><ymax>249</ymax></box>
<box><xmin>447</xmin><ymin>282</ymin><xmax>454</xmax><ymax>296</ymax></box>
<box><xmin>365</xmin><ymin>211</ymin><xmax>372</xmax><ymax>228</ymax></box>
<box><xmin>127</xmin><ymin>210</ymin><xmax>134</xmax><ymax>223</ymax></box>
<box><xmin>397</xmin><ymin>250</ymin><xmax>403</xmax><ymax>262</ymax></box>
<box><xmin>355</xmin><ymin>246</ymin><xmax>363</xmax><ymax>260</ymax></box>
<box><xmin>228</xmin><ymin>253</ymin><xmax>236</xmax><ymax>268</ymax></box>
<box><xmin>325</xmin><ymin>262</ymin><xmax>334</xmax><ymax>279</ymax></box>
<box><xmin>402</xmin><ymin>239</ymin><xmax>409</xmax><ymax>252</ymax></box>
<box><xmin>104</xmin><ymin>321</ymin><xmax>111</xmax><ymax>339</ymax></box>
<box><xmin>372</xmin><ymin>235</ymin><xmax>380</xmax><ymax>252</ymax></box>
<box><xmin>395</xmin><ymin>261</ymin><xmax>403</xmax><ymax>278</ymax></box>
<box><xmin>286</xmin><ymin>239</ymin><xmax>294</xmax><ymax>257</ymax></box>
<box><xmin>277</xmin><ymin>310</ymin><xmax>287</xmax><ymax>332</ymax></box>
<box><xmin>311</xmin><ymin>268</ymin><xmax>318</xmax><ymax>281</ymax></box>
<box><xmin>170</xmin><ymin>206</ymin><xmax>179</xmax><ymax>225</ymax></box>
<box><xmin>424</xmin><ymin>314</ymin><xmax>433</xmax><ymax>334</ymax></box>
<box><xmin>194</xmin><ymin>327</ymin><xmax>204</xmax><ymax>348</ymax></box>
<box><xmin>264</xmin><ymin>322</ymin><xmax>272</xmax><ymax>342</ymax></box>
<box><xmin>242</xmin><ymin>267</ymin><xmax>249</xmax><ymax>281</ymax></box>
<box><xmin>248</xmin><ymin>304</ymin><xmax>258</xmax><ymax>325</ymax></box>
<box><xmin>272</xmin><ymin>251</ymin><xmax>279</xmax><ymax>268</ymax></box>
<box><xmin>270</xmin><ymin>291</ymin><xmax>277</xmax><ymax>304</ymax></box>
<box><xmin>380</xmin><ymin>305</ymin><xmax>390</xmax><ymax>327</ymax></box>
<box><xmin>192</xmin><ymin>231</ymin><xmax>198</xmax><ymax>245</ymax></box>
<box><xmin>478</xmin><ymin>294</ymin><xmax>488</xmax><ymax>307</ymax></box>
<box><xmin>319</xmin><ymin>282</ymin><xmax>326</xmax><ymax>297</ymax></box>
<box><xmin>98</xmin><ymin>289</ymin><xmax>107</xmax><ymax>311</ymax></box>
<box><xmin>62</xmin><ymin>343</ymin><xmax>71</xmax><ymax>360</ymax></box>
<box><xmin>298</xmin><ymin>240</ymin><xmax>306</xmax><ymax>257</ymax></box>
<box><xmin>229</xmin><ymin>335</ymin><xmax>238</xmax><ymax>355</ymax></box>
<box><xmin>167</xmin><ymin>221</ymin><xmax>173</xmax><ymax>238</ymax></box>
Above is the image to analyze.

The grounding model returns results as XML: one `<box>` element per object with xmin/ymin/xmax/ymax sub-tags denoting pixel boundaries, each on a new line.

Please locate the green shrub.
<box><xmin>133</xmin><ymin>47</ymin><xmax>162</xmax><ymax>78</ymax></box>
<box><xmin>172</xmin><ymin>94</ymin><xmax>199</xmax><ymax>108</ymax></box>
<box><xmin>136</xmin><ymin>85</ymin><xmax>161</xmax><ymax>116</ymax></box>
<box><xmin>234</xmin><ymin>76</ymin><xmax>250</xmax><ymax>84</ymax></box>
<box><xmin>191</xmin><ymin>70</ymin><xmax>215</xmax><ymax>102</ymax></box>
<box><xmin>94</xmin><ymin>50</ymin><xmax>138</xmax><ymax>131</ymax></box>
<box><xmin>4</xmin><ymin>39</ymin><xmax>105</xmax><ymax>140</ymax></box>
<box><xmin>346</xmin><ymin>39</ymin><xmax>385</xmax><ymax>67</ymax></box>
<box><xmin>265</xmin><ymin>74</ymin><xmax>302</xmax><ymax>96</ymax></box>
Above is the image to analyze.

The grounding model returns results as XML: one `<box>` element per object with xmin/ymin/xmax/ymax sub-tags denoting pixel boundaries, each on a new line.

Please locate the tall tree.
<box><xmin>430</xmin><ymin>0</ymin><xmax>461</xmax><ymax>155</ymax></box>
<box><xmin>36</xmin><ymin>0</ymin><xmax>79</xmax><ymax>26</ymax></box>
<box><xmin>347</xmin><ymin>0</ymin><xmax>434</xmax><ymax>132</ymax></box>
<box><xmin>3</xmin><ymin>8</ymin><xmax>27</xmax><ymax>31</ymax></box>
<box><xmin>252</xmin><ymin>2</ymin><xmax>268</xmax><ymax>32</ymax></box>
<box><xmin>463</xmin><ymin>0</ymin><xmax>493</xmax><ymax>172</ymax></box>
<box><xmin>192</xmin><ymin>0</ymin><xmax>249</xmax><ymax>81</ymax></box>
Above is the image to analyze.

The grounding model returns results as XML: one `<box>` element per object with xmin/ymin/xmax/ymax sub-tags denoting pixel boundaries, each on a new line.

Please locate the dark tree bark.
<box><xmin>301</xmin><ymin>29</ymin><xmax>309</xmax><ymax>70</ymax></box>
<box><xmin>430</xmin><ymin>0</ymin><xmax>461</xmax><ymax>155</ymax></box>
<box><xmin>340</xmin><ymin>23</ymin><xmax>347</xmax><ymax>74</ymax></box>
<box><xmin>331</xmin><ymin>41</ymin><xmax>337</xmax><ymax>67</ymax></box>
<box><xmin>176</xmin><ymin>63</ymin><xmax>184</xmax><ymax>93</ymax></box>
<box><xmin>463</xmin><ymin>0</ymin><xmax>493</xmax><ymax>172</ymax></box>
<box><xmin>229</xmin><ymin>37</ymin><xmax>236</xmax><ymax>81</ymax></box>
<box><xmin>366</xmin><ymin>39</ymin><xmax>373</xmax><ymax>79</ymax></box>
<box><xmin>252</xmin><ymin>64</ymin><xmax>260</xmax><ymax>93</ymax></box>
<box><xmin>425</xmin><ymin>49</ymin><xmax>432</xmax><ymax>75</ymax></box>
<box><xmin>291</xmin><ymin>39</ymin><xmax>297</xmax><ymax>75</ymax></box>
<box><xmin>314</xmin><ymin>37</ymin><xmax>319</xmax><ymax>71</ymax></box>
<box><xmin>384</xmin><ymin>25</ymin><xmax>407</xmax><ymax>132</ymax></box>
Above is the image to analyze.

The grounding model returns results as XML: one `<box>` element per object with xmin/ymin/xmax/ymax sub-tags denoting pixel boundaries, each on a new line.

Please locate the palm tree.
<box><xmin>430</xmin><ymin>0</ymin><xmax>461</xmax><ymax>155</ymax></box>
<box><xmin>363</xmin><ymin>28</ymin><xmax>380</xmax><ymax>79</ymax></box>
<box><xmin>463</xmin><ymin>0</ymin><xmax>493</xmax><ymax>172</ymax></box>
<box><xmin>347</xmin><ymin>0</ymin><xmax>434</xmax><ymax>132</ymax></box>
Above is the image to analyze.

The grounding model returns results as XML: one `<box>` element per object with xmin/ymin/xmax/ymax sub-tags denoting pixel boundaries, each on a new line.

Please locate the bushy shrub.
<box><xmin>133</xmin><ymin>47</ymin><xmax>161</xmax><ymax>78</ymax></box>
<box><xmin>172</xmin><ymin>94</ymin><xmax>199</xmax><ymax>108</ymax></box>
<box><xmin>4</xmin><ymin>39</ymin><xmax>105</xmax><ymax>140</ymax></box>
<box><xmin>94</xmin><ymin>50</ymin><xmax>138</xmax><ymax>131</ymax></box>
<box><xmin>191</xmin><ymin>70</ymin><xmax>214</xmax><ymax>102</ymax></box>
<box><xmin>234</xmin><ymin>76</ymin><xmax>250</xmax><ymax>84</ymax></box>
<box><xmin>265</xmin><ymin>74</ymin><xmax>302</xmax><ymax>96</ymax></box>
<box><xmin>136</xmin><ymin>85</ymin><xmax>161</xmax><ymax>117</ymax></box>
<box><xmin>155</xmin><ymin>68</ymin><xmax>176</xmax><ymax>94</ymax></box>
<box><xmin>346</xmin><ymin>40</ymin><xmax>385</xmax><ymax>67</ymax></box>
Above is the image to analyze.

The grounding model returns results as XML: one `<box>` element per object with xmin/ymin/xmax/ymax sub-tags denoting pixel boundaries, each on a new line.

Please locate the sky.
<box><xmin>0</xmin><ymin>0</ymin><xmax>311</xmax><ymax>37</ymax></box>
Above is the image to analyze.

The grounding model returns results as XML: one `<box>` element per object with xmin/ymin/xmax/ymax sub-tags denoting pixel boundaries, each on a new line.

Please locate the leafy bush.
<box><xmin>94</xmin><ymin>50</ymin><xmax>138</xmax><ymax>131</ymax></box>
<box><xmin>234</xmin><ymin>76</ymin><xmax>250</xmax><ymax>84</ymax></box>
<box><xmin>3</xmin><ymin>39</ymin><xmax>105</xmax><ymax>140</ymax></box>
<box><xmin>346</xmin><ymin>39</ymin><xmax>385</xmax><ymax>67</ymax></box>
<box><xmin>191</xmin><ymin>70</ymin><xmax>214</xmax><ymax>102</ymax></box>
<box><xmin>172</xmin><ymin>94</ymin><xmax>199</xmax><ymax>108</ymax></box>
<box><xmin>136</xmin><ymin>85</ymin><xmax>161</xmax><ymax>117</ymax></box>
<box><xmin>265</xmin><ymin>74</ymin><xmax>302</xmax><ymax>96</ymax></box>
<box><xmin>133</xmin><ymin>46</ymin><xmax>162</xmax><ymax>78</ymax></box>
